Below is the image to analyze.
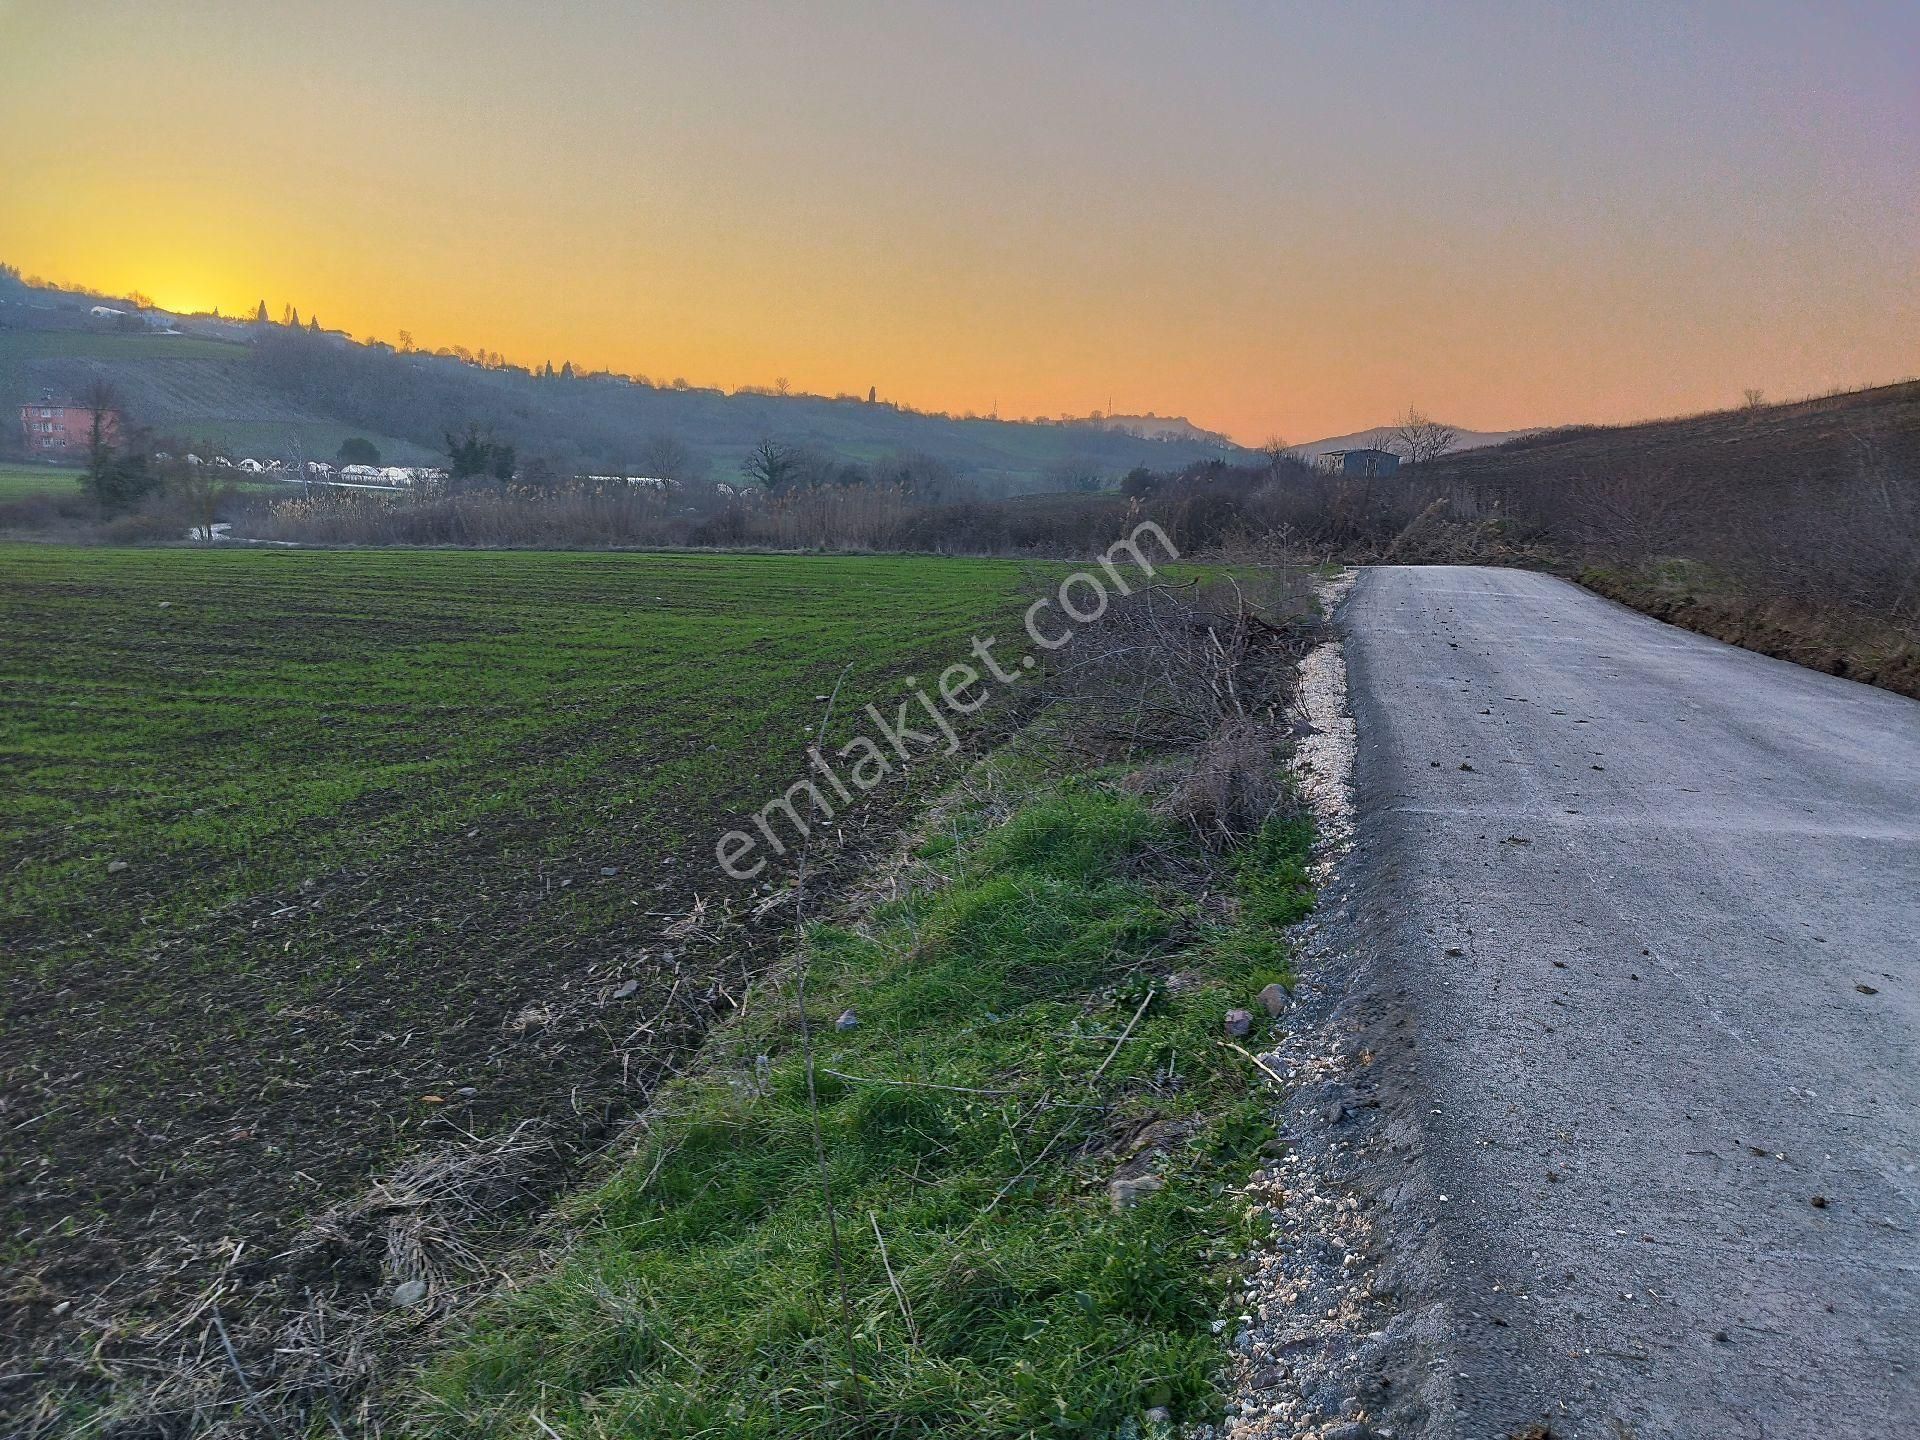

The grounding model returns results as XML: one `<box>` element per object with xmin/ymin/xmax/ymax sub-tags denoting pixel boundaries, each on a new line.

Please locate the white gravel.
<box><xmin>1204</xmin><ymin>568</ymin><xmax>1406</xmax><ymax>1440</ymax></box>
<box><xmin>1290</xmin><ymin>641</ymin><xmax>1357</xmax><ymax>868</ymax></box>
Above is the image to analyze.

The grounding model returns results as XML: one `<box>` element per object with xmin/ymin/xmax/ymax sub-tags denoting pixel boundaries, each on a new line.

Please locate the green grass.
<box><xmin>0</xmin><ymin>461</ymin><xmax>286</xmax><ymax>505</ymax></box>
<box><xmin>0</xmin><ymin>462</ymin><xmax>83</xmax><ymax>499</ymax></box>
<box><xmin>411</xmin><ymin>765</ymin><xmax>1310</xmax><ymax>1438</ymax></box>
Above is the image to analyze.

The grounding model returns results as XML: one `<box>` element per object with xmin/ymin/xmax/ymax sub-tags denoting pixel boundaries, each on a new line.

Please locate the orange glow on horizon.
<box><xmin>2</xmin><ymin>3</ymin><xmax>1914</xmax><ymax>444</ymax></box>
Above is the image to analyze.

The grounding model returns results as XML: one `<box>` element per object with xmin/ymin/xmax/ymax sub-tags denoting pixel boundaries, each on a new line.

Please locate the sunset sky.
<box><xmin>2</xmin><ymin>0</ymin><xmax>1915</xmax><ymax>442</ymax></box>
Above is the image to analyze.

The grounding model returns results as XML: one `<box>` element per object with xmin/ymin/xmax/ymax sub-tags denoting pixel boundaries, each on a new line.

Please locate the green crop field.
<box><xmin>0</xmin><ymin>544</ymin><xmax>1039</xmax><ymax>1420</ymax></box>
<box><xmin>0</xmin><ymin>462</ymin><xmax>84</xmax><ymax>499</ymax></box>
<box><xmin>0</xmin><ymin>461</ymin><xmax>351</xmax><ymax>512</ymax></box>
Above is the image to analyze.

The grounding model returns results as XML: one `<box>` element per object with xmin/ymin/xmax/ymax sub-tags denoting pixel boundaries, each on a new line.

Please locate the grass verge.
<box><xmin>1578</xmin><ymin>559</ymin><xmax>1920</xmax><ymax>699</ymax></box>
<box><xmin>412</xmin><ymin>753</ymin><xmax>1313</xmax><ymax>1438</ymax></box>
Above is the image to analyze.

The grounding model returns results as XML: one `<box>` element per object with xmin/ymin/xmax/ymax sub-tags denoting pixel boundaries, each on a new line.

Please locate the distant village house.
<box><xmin>18</xmin><ymin>393</ymin><xmax>120</xmax><ymax>458</ymax></box>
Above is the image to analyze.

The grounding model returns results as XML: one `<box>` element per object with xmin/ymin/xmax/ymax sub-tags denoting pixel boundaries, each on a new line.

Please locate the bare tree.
<box><xmin>170</xmin><ymin>441</ymin><xmax>231</xmax><ymax>542</ymax></box>
<box><xmin>1560</xmin><ymin>463</ymin><xmax>1692</xmax><ymax>560</ymax></box>
<box><xmin>1742</xmin><ymin>388</ymin><xmax>1766</xmax><ymax>410</ymax></box>
<box><xmin>742</xmin><ymin>436</ymin><xmax>801</xmax><ymax>492</ymax></box>
<box><xmin>1045</xmin><ymin>458</ymin><xmax>1105</xmax><ymax>494</ymax></box>
<box><xmin>870</xmin><ymin>450</ymin><xmax>964</xmax><ymax>503</ymax></box>
<box><xmin>81</xmin><ymin>378</ymin><xmax>122</xmax><ymax>485</ymax></box>
<box><xmin>1386</xmin><ymin>407</ymin><xmax>1457</xmax><ymax>465</ymax></box>
<box><xmin>636</xmin><ymin>432</ymin><xmax>708</xmax><ymax>483</ymax></box>
<box><xmin>81</xmin><ymin>377</ymin><xmax>120</xmax><ymax>434</ymax></box>
<box><xmin>75</xmin><ymin>380</ymin><xmax>164</xmax><ymax>513</ymax></box>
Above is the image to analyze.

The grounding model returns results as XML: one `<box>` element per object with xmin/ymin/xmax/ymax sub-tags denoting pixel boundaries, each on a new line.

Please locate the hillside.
<box><xmin>1406</xmin><ymin>381</ymin><xmax>1920</xmax><ymax>694</ymax></box>
<box><xmin>0</xmin><ymin>328</ymin><xmax>437</xmax><ymax>464</ymax></box>
<box><xmin>1426</xmin><ymin>381</ymin><xmax>1920</xmax><ymax>494</ymax></box>
<box><xmin>0</xmin><ymin>277</ymin><xmax>1248</xmax><ymax>484</ymax></box>
<box><xmin>246</xmin><ymin>328</ymin><xmax>1250</xmax><ymax>486</ymax></box>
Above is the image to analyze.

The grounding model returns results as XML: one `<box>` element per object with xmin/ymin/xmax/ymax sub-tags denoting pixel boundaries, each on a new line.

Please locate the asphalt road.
<box><xmin>1338</xmin><ymin>566</ymin><xmax>1919</xmax><ymax>1438</ymax></box>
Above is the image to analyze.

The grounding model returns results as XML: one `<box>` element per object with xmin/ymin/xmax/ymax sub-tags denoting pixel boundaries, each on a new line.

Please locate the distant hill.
<box><xmin>0</xmin><ymin>273</ymin><xmax>1249</xmax><ymax>486</ymax></box>
<box><xmin>1423</xmin><ymin>381</ymin><xmax>1920</xmax><ymax>494</ymax></box>
<box><xmin>1289</xmin><ymin>423</ymin><xmax>1530</xmax><ymax>461</ymax></box>
<box><xmin>1066</xmin><ymin>413</ymin><xmax>1236</xmax><ymax>446</ymax></box>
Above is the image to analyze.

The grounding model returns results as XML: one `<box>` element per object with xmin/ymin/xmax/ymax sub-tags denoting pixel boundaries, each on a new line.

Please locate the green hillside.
<box><xmin>3</xmin><ymin>279</ymin><xmax>1247</xmax><ymax>484</ymax></box>
<box><xmin>0</xmin><ymin>329</ymin><xmax>435</xmax><ymax>464</ymax></box>
<box><xmin>242</xmin><ymin>325</ymin><xmax>1251</xmax><ymax>486</ymax></box>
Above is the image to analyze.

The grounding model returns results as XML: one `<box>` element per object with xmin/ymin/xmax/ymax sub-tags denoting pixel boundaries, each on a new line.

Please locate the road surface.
<box><xmin>1337</xmin><ymin>566</ymin><xmax>1919</xmax><ymax>1438</ymax></box>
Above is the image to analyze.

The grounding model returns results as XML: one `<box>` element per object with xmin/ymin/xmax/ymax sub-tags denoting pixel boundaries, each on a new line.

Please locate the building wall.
<box><xmin>1338</xmin><ymin>449</ymin><xmax>1400</xmax><ymax>477</ymax></box>
<box><xmin>18</xmin><ymin>404</ymin><xmax>119</xmax><ymax>457</ymax></box>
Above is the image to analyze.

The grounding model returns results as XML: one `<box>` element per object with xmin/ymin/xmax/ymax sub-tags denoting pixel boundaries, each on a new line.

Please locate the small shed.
<box><xmin>1327</xmin><ymin>447</ymin><xmax>1400</xmax><ymax>478</ymax></box>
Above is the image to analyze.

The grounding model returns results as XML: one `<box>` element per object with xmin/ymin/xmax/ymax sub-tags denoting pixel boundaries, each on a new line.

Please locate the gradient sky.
<box><xmin>2</xmin><ymin>1</ymin><xmax>1915</xmax><ymax>442</ymax></box>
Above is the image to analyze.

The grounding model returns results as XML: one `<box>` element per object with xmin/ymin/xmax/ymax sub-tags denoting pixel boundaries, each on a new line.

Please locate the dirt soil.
<box><xmin>6</xmin><ymin>767</ymin><xmax>969</xmax><ymax>1435</ymax></box>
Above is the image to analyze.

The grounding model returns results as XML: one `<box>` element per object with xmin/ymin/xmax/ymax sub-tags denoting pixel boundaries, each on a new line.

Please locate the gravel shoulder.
<box><xmin>1227</xmin><ymin>564</ymin><xmax>1918</xmax><ymax>1439</ymax></box>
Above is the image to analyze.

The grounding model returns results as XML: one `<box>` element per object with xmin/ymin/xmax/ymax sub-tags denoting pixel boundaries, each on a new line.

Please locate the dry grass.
<box><xmin>1029</xmin><ymin>568</ymin><xmax>1322</xmax><ymax>853</ymax></box>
